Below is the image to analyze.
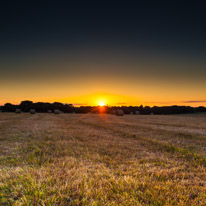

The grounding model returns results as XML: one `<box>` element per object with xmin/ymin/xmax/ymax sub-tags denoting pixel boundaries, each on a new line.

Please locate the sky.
<box><xmin>0</xmin><ymin>1</ymin><xmax>206</xmax><ymax>106</ymax></box>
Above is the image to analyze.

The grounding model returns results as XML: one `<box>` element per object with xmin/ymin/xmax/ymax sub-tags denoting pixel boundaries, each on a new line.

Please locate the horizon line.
<box><xmin>0</xmin><ymin>100</ymin><xmax>206</xmax><ymax>108</ymax></box>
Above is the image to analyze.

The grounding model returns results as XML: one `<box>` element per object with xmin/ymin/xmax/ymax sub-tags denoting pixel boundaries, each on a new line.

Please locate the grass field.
<box><xmin>0</xmin><ymin>113</ymin><xmax>206</xmax><ymax>205</ymax></box>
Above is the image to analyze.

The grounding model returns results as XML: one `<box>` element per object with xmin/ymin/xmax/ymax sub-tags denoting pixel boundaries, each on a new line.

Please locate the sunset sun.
<box><xmin>98</xmin><ymin>102</ymin><xmax>105</xmax><ymax>106</ymax></box>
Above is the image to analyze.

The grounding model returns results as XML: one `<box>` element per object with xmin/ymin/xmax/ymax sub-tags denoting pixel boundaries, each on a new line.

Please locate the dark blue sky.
<box><xmin>0</xmin><ymin>1</ymin><xmax>206</xmax><ymax>56</ymax></box>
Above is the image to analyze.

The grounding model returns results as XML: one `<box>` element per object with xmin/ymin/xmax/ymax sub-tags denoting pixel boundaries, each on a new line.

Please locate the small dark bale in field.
<box><xmin>30</xmin><ymin>109</ymin><xmax>36</xmax><ymax>114</ymax></box>
<box><xmin>111</xmin><ymin>110</ymin><xmax>116</xmax><ymax>115</ymax></box>
<box><xmin>54</xmin><ymin>109</ymin><xmax>61</xmax><ymax>114</ymax></box>
<box><xmin>135</xmin><ymin>111</ymin><xmax>140</xmax><ymax>115</ymax></box>
<box><xmin>116</xmin><ymin>110</ymin><xmax>124</xmax><ymax>116</ymax></box>
<box><xmin>48</xmin><ymin>110</ymin><xmax>52</xmax><ymax>113</ymax></box>
<box><xmin>16</xmin><ymin>109</ymin><xmax>21</xmax><ymax>113</ymax></box>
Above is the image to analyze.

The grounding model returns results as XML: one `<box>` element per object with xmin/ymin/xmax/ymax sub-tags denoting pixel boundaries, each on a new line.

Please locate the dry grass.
<box><xmin>0</xmin><ymin>113</ymin><xmax>206</xmax><ymax>205</ymax></box>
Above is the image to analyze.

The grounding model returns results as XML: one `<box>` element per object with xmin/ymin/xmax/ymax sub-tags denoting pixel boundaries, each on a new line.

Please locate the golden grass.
<box><xmin>0</xmin><ymin>113</ymin><xmax>206</xmax><ymax>205</ymax></box>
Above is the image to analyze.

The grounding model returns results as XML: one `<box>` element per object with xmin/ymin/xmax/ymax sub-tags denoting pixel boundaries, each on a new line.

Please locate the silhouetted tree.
<box><xmin>20</xmin><ymin>101</ymin><xmax>33</xmax><ymax>112</ymax></box>
<box><xmin>3</xmin><ymin>103</ymin><xmax>16</xmax><ymax>112</ymax></box>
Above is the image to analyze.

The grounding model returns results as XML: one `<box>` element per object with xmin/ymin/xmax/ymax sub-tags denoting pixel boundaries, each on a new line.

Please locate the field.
<box><xmin>0</xmin><ymin>113</ymin><xmax>206</xmax><ymax>205</ymax></box>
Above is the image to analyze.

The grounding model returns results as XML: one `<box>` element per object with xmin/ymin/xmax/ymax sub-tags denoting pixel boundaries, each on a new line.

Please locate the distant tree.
<box><xmin>196</xmin><ymin>106</ymin><xmax>206</xmax><ymax>112</ymax></box>
<box><xmin>142</xmin><ymin>106</ymin><xmax>151</xmax><ymax>114</ymax></box>
<box><xmin>4</xmin><ymin>103</ymin><xmax>16</xmax><ymax>112</ymax></box>
<box><xmin>20</xmin><ymin>100</ymin><xmax>33</xmax><ymax>112</ymax></box>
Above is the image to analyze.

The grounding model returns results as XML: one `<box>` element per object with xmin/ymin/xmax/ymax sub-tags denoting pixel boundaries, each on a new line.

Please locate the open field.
<box><xmin>0</xmin><ymin>113</ymin><xmax>206</xmax><ymax>205</ymax></box>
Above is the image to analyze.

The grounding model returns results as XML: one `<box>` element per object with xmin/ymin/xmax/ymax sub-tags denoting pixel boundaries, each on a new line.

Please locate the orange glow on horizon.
<box><xmin>0</xmin><ymin>51</ymin><xmax>205</xmax><ymax>107</ymax></box>
<box><xmin>58</xmin><ymin>92</ymin><xmax>141</xmax><ymax>107</ymax></box>
<box><xmin>0</xmin><ymin>91</ymin><xmax>206</xmax><ymax>107</ymax></box>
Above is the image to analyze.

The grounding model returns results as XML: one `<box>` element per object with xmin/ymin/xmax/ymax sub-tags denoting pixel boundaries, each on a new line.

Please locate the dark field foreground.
<box><xmin>0</xmin><ymin>113</ymin><xmax>206</xmax><ymax>205</ymax></box>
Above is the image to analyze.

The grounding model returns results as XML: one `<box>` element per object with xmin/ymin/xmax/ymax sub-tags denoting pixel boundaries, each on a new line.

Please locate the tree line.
<box><xmin>0</xmin><ymin>100</ymin><xmax>206</xmax><ymax>114</ymax></box>
<box><xmin>0</xmin><ymin>101</ymin><xmax>74</xmax><ymax>113</ymax></box>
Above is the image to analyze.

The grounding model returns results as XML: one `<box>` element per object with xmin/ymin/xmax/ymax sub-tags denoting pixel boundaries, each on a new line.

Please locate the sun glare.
<box><xmin>98</xmin><ymin>102</ymin><xmax>105</xmax><ymax>106</ymax></box>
